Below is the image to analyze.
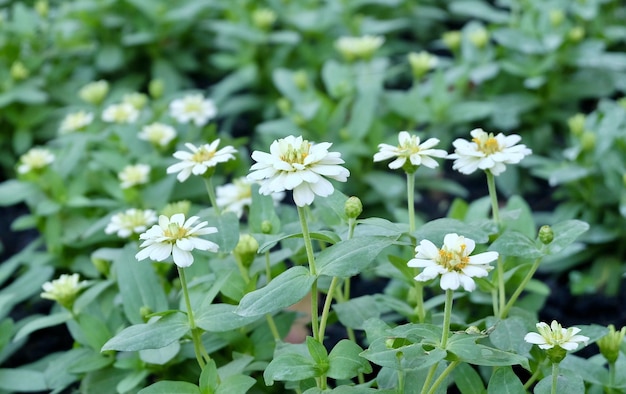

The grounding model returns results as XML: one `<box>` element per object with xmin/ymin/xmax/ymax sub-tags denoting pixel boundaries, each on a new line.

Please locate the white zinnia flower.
<box><xmin>17</xmin><ymin>147</ymin><xmax>55</xmax><ymax>174</ymax></box>
<box><xmin>216</xmin><ymin>176</ymin><xmax>285</xmax><ymax>218</ymax></box>
<box><xmin>166</xmin><ymin>140</ymin><xmax>237</xmax><ymax>182</ymax></box>
<box><xmin>138</xmin><ymin>122</ymin><xmax>177</xmax><ymax>147</ymax></box>
<box><xmin>524</xmin><ymin>320</ymin><xmax>589</xmax><ymax>351</ymax></box>
<box><xmin>335</xmin><ymin>35</ymin><xmax>384</xmax><ymax>61</ymax></box>
<box><xmin>248</xmin><ymin>135</ymin><xmax>350</xmax><ymax>207</ymax></box>
<box><xmin>135</xmin><ymin>213</ymin><xmax>219</xmax><ymax>268</ymax></box>
<box><xmin>105</xmin><ymin>208</ymin><xmax>157</xmax><ymax>238</ymax></box>
<box><xmin>59</xmin><ymin>111</ymin><xmax>94</xmax><ymax>134</ymax></box>
<box><xmin>118</xmin><ymin>164</ymin><xmax>151</xmax><ymax>189</ymax></box>
<box><xmin>41</xmin><ymin>273</ymin><xmax>88</xmax><ymax>308</ymax></box>
<box><xmin>169</xmin><ymin>94</ymin><xmax>217</xmax><ymax>127</ymax></box>
<box><xmin>374</xmin><ymin>131</ymin><xmax>448</xmax><ymax>171</ymax></box>
<box><xmin>407</xmin><ymin>233</ymin><xmax>498</xmax><ymax>292</ymax></box>
<box><xmin>101</xmin><ymin>103</ymin><xmax>139</xmax><ymax>124</ymax></box>
<box><xmin>448</xmin><ymin>128</ymin><xmax>532</xmax><ymax>176</ymax></box>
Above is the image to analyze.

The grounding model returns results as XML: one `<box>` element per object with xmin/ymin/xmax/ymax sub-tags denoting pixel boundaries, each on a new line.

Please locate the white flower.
<box><xmin>407</xmin><ymin>233</ymin><xmax>498</xmax><ymax>292</ymax></box>
<box><xmin>248</xmin><ymin>135</ymin><xmax>350</xmax><ymax>207</ymax></box>
<box><xmin>335</xmin><ymin>35</ymin><xmax>384</xmax><ymax>61</ymax></box>
<box><xmin>122</xmin><ymin>92</ymin><xmax>148</xmax><ymax>110</ymax></box>
<box><xmin>138</xmin><ymin>122</ymin><xmax>177</xmax><ymax>147</ymax></box>
<box><xmin>118</xmin><ymin>164</ymin><xmax>151</xmax><ymax>189</ymax></box>
<box><xmin>59</xmin><ymin>111</ymin><xmax>94</xmax><ymax>134</ymax></box>
<box><xmin>41</xmin><ymin>273</ymin><xmax>88</xmax><ymax>308</ymax></box>
<box><xmin>105</xmin><ymin>208</ymin><xmax>157</xmax><ymax>238</ymax></box>
<box><xmin>101</xmin><ymin>103</ymin><xmax>139</xmax><ymax>124</ymax></box>
<box><xmin>408</xmin><ymin>51</ymin><xmax>438</xmax><ymax>77</ymax></box>
<box><xmin>216</xmin><ymin>176</ymin><xmax>285</xmax><ymax>218</ymax></box>
<box><xmin>17</xmin><ymin>148</ymin><xmax>55</xmax><ymax>174</ymax></box>
<box><xmin>448</xmin><ymin>128</ymin><xmax>532</xmax><ymax>176</ymax></box>
<box><xmin>135</xmin><ymin>213</ymin><xmax>219</xmax><ymax>267</ymax></box>
<box><xmin>169</xmin><ymin>94</ymin><xmax>217</xmax><ymax>127</ymax></box>
<box><xmin>374</xmin><ymin>131</ymin><xmax>448</xmax><ymax>170</ymax></box>
<box><xmin>524</xmin><ymin>320</ymin><xmax>589</xmax><ymax>351</ymax></box>
<box><xmin>166</xmin><ymin>140</ymin><xmax>237</xmax><ymax>182</ymax></box>
<box><xmin>79</xmin><ymin>80</ymin><xmax>109</xmax><ymax>104</ymax></box>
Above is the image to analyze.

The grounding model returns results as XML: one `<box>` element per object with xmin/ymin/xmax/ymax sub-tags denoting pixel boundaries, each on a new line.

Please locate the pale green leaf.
<box><xmin>101</xmin><ymin>313</ymin><xmax>189</xmax><ymax>352</ymax></box>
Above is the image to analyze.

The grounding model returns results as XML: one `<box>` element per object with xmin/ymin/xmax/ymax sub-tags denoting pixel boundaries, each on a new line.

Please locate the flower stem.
<box><xmin>523</xmin><ymin>359</ymin><xmax>546</xmax><ymax>389</ymax></box>
<box><xmin>426</xmin><ymin>361</ymin><xmax>460</xmax><ymax>394</ymax></box>
<box><xmin>420</xmin><ymin>364</ymin><xmax>438</xmax><ymax>394</ymax></box>
<box><xmin>500</xmin><ymin>257</ymin><xmax>542</xmax><ymax>319</ymax></box>
<box><xmin>440</xmin><ymin>289</ymin><xmax>454</xmax><ymax>349</ymax></box>
<box><xmin>265</xmin><ymin>314</ymin><xmax>281</xmax><ymax>342</ymax></box>
<box><xmin>551</xmin><ymin>362</ymin><xmax>559</xmax><ymax>394</ymax></box>
<box><xmin>203</xmin><ymin>177</ymin><xmax>221</xmax><ymax>215</ymax></box>
<box><xmin>318</xmin><ymin>276</ymin><xmax>340</xmax><ymax>341</ymax></box>
<box><xmin>486</xmin><ymin>170</ymin><xmax>506</xmax><ymax>315</ymax></box>
<box><xmin>297</xmin><ymin>206</ymin><xmax>320</xmax><ymax>342</ymax></box>
<box><xmin>177</xmin><ymin>266</ymin><xmax>208</xmax><ymax>368</ymax></box>
<box><xmin>407</xmin><ymin>171</ymin><xmax>425</xmax><ymax>322</ymax></box>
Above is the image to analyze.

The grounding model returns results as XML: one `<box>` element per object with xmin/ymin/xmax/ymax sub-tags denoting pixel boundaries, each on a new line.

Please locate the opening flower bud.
<box><xmin>598</xmin><ymin>324</ymin><xmax>626</xmax><ymax>364</ymax></box>
<box><xmin>234</xmin><ymin>234</ymin><xmax>259</xmax><ymax>268</ymax></box>
<box><xmin>344</xmin><ymin>196</ymin><xmax>363</xmax><ymax>219</ymax></box>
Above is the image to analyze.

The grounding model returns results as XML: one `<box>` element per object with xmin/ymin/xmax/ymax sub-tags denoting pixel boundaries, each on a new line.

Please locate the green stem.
<box><xmin>523</xmin><ymin>359</ymin><xmax>546</xmax><ymax>389</ymax></box>
<box><xmin>496</xmin><ymin>256</ymin><xmax>506</xmax><ymax>316</ymax></box>
<box><xmin>318</xmin><ymin>276</ymin><xmax>340</xmax><ymax>341</ymax></box>
<box><xmin>413</xmin><ymin>282</ymin><xmax>426</xmax><ymax>323</ymax></box>
<box><xmin>177</xmin><ymin>266</ymin><xmax>208</xmax><ymax>368</ymax></box>
<box><xmin>551</xmin><ymin>362</ymin><xmax>559</xmax><ymax>394</ymax></box>
<box><xmin>500</xmin><ymin>257</ymin><xmax>542</xmax><ymax>319</ymax></box>
<box><xmin>608</xmin><ymin>362</ymin><xmax>616</xmax><ymax>394</ymax></box>
<box><xmin>407</xmin><ymin>171</ymin><xmax>416</xmax><ymax>233</ymax></box>
<box><xmin>203</xmin><ymin>177</ymin><xmax>221</xmax><ymax>215</ymax></box>
<box><xmin>486</xmin><ymin>171</ymin><xmax>506</xmax><ymax>316</ymax></box>
<box><xmin>440</xmin><ymin>289</ymin><xmax>454</xmax><ymax>349</ymax></box>
<box><xmin>420</xmin><ymin>364</ymin><xmax>438</xmax><ymax>394</ymax></box>
<box><xmin>265</xmin><ymin>314</ymin><xmax>281</xmax><ymax>342</ymax></box>
<box><xmin>426</xmin><ymin>361</ymin><xmax>460</xmax><ymax>394</ymax></box>
<box><xmin>265</xmin><ymin>250</ymin><xmax>272</xmax><ymax>282</ymax></box>
<box><xmin>397</xmin><ymin>367</ymin><xmax>405</xmax><ymax>394</ymax></box>
<box><xmin>297</xmin><ymin>206</ymin><xmax>320</xmax><ymax>343</ymax></box>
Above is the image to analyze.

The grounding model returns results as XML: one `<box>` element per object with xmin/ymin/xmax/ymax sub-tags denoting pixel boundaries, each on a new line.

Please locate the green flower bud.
<box><xmin>148</xmin><ymin>79</ymin><xmax>164</xmax><ymax>99</ymax></box>
<box><xmin>549</xmin><ymin>9</ymin><xmax>565</xmax><ymax>27</ymax></box>
<box><xmin>408</xmin><ymin>51</ymin><xmax>438</xmax><ymax>79</ymax></box>
<box><xmin>79</xmin><ymin>80</ymin><xmax>109</xmax><ymax>105</ymax></box>
<box><xmin>598</xmin><ymin>324</ymin><xmax>626</xmax><ymax>364</ymax></box>
<box><xmin>35</xmin><ymin>0</ymin><xmax>48</xmax><ymax>17</ymax></box>
<box><xmin>442</xmin><ymin>31</ymin><xmax>462</xmax><ymax>51</ymax></box>
<box><xmin>10</xmin><ymin>61</ymin><xmax>29</xmax><ymax>80</ymax></box>
<box><xmin>465</xmin><ymin>326</ymin><xmax>481</xmax><ymax>335</ymax></box>
<box><xmin>277</xmin><ymin>98</ymin><xmax>291</xmax><ymax>115</ymax></box>
<box><xmin>123</xmin><ymin>92</ymin><xmax>148</xmax><ymax>110</ymax></box>
<box><xmin>622</xmin><ymin>173</ymin><xmax>626</xmax><ymax>187</ymax></box>
<box><xmin>252</xmin><ymin>8</ymin><xmax>276</xmax><ymax>31</ymax></box>
<box><xmin>344</xmin><ymin>196</ymin><xmax>363</xmax><ymax>219</ymax></box>
<box><xmin>538</xmin><ymin>225</ymin><xmax>554</xmax><ymax>245</ymax></box>
<box><xmin>92</xmin><ymin>257</ymin><xmax>110</xmax><ymax>277</ymax></box>
<box><xmin>468</xmin><ymin>27</ymin><xmax>489</xmax><ymax>48</ymax></box>
<box><xmin>568</xmin><ymin>26</ymin><xmax>585</xmax><ymax>42</ymax></box>
<box><xmin>234</xmin><ymin>234</ymin><xmax>259</xmax><ymax>268</ymax></box>
<box><xmin>293</xmin><ymin>70</ymin><xmax>308</xmax><ymax>90</ymax></box>
<box><xmin>567</xmin><ymin>113</ymin><xmax>586</xmax><ymax>136</ymax></box>
<box><xmin>140</xmin><ymin>306</ymin><xmax>153</xmax><ymax>322</ymax></box>
<box><xmin>261</xmin><ymin>220</ymin><xmax>273</xmax><ymax>234</ymax></box>
<box><xmin>580</xmin><ymin>131</ymin><xmax>596</xmax><ymax>151</ymax></box>
<box><xmin>161</xmin><ymin>200</ymin><xmax>191</xmax><ymax>218</ymax></box>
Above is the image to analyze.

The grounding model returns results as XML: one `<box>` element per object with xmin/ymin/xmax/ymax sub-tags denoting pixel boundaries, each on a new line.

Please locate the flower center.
<box><xmin>184</xmin><ymin>100</ymin><xmax>202</xmax><ymax>114</ymax></box>
<box><xmin>472</xmin><ymin>134</ymin><xmax>501</xmax><ymax>155</ymax></box>
<box><xmin>398</xmin><ymin>137</ymin><xmax>420</xmax><ymax>156</ymax></box>
<box><xmin>191</xmin><ymin>147</ymin><xmax>216</xmax><ymax>163</ymax></box>
<box><xmin>281</xmin><ymin>141</ymin><xmax>311</xmax><ymax>165</ymax></box>
<box><xmin>165</xmin><ymin>223</ymin><xmax>188</xmax><ymax>241</ymax></box>
<box><xmin>438</xmin><ymin>244</ymin><xmax>469</xmax><ymax>271</ymax></box>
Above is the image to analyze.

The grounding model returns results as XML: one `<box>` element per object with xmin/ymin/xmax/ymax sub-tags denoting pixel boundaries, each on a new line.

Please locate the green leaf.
<box><xmin>316</xmin><ymin>236</ymin><xmax>395</xmax><ymax>278</ymax></box>
<box><xmin>215</xmin><ymin>374</ymin><xmax>256</xmax><ymax>394</ymax></box>
<box><xmin>13</xmin><ymin>312</ymin><xmax>72</xmax><ymax>342</ymax></box>
<box><xmin>534</xmin><ymin>371</ymin><xmax>585</xmax><ymax>394</ymax></box>
<box><xmin>547</xmin><ymin>220</ymin><xmax>589</xmax><ymax>254</ymax></box>
<box><xmin>249</xmin><ymin>184</ymin><xmax>281</xmax><ymax>234</ymax></box>
<box><xmin>263</xmin><ymin>352</ymin><xmax>319</xmax><ymax>385</ymax></box>
<box><xmin>202</xmin><ymin>211</ymin><xmax>240</xmax><ymax>253</ymax></box>
<box><xmin>306</xmin><ymin>336</ymin><xmax>329</xmax><ymax>368</ymax></box>
<box><xmin>236</xmin><ymin>266</ymin><xmax>315</xmax><ymax>317</ymax></box>
<box><xmin>327</xmin><ymin>340</ymin><xmax>372</xmax><ymax>380</ymax></box>
<box><xmin>449</xmin><ymin>0</ymin><xmax>509</xmax><ymax>23</ymax></box>
<box><xmin>488</xmin><ymin>317</ymin><xmax>532</xmax><ymax>354</ymax></box>
<box><xmin>453</xmin><ymin>362</ymin><xmax>486</xmax><ymax>394</ymax></box>
<box><xmin>447</xmin><ymin>334</ymin><xmax>529</xmax><ymax>370</ymax></box>
<box><xmin>487</xmin><ymin>366</ymin><xmax>525</xmax><ymax>394</ymax></box>
<box><xmin>200</xmin><ymin>360</ymin><xmax>219</xmax><ymax>394</ymax></box>
<box><xmin>195</xmin><ymin>303</ymin><xmax>262</xmax><ymax>332</ymax></box>
<box><xmin>489</xmin><ymin>231</ymin><xmax>543</xmax><ymax>259</ymax></box>
<box><xmin>503</xmin><ymin>196</ymin><xmax>536</xmax><ymax>238</ymax></box>
<box><xmin>76</xmin><ymin>313</ymin><xmax>112</xmax><ymax>351</ymax></box>
<box><xmin>0</xmin><ymin>180</ymin><xmax>38</xmax><ymax>206</ymax></box>
<box><xmin>67</xmin><ymin>350</ymin><xmax>114</xmax><ymax>374</ymax></box>
<box><xmin>360</xmin><ymin>337</ymin><xmax>446</xmax><ymax>371</ymax></box>
<box><xmin>101</xmin><ymin>312</ymin><xmax>189</xmax><ymax>352</ymax></box>
<box><xmin>0</xmin><ymin>368</ymin><xmax>47</xmax><ymax>391</ymax></box>
<box><xmin>114</xmin><ymin>244</ymin><xmax>168</xmax><ymax>324</ymax></box>
<box><xmin>333</xmin><ymin>295</ymin><xmax>380</xmax><ymax>329</ymax></box>
<box><xmin>139</xmin><ymin>341</ymin><xmax>181</xmax><ymax>365</ymax></box>
<box><xmin>138</xmin><ymin>381</ymin><xmax>200</xmax><ymax>394</ymax></box>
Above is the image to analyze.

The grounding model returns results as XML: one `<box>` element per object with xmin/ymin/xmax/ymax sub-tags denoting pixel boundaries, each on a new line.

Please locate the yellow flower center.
<box><xmin>438</xmin><ymin>243</ymin><xmax>469</xmax><ymax>271</ymax></box>
<box><xmin>281</xmin><ymin>141</ymin><xmax>311</xmax><ymax>165</ymax></box>
<box><xmin>184</xmin><ymin>100</ymin><xmax>202</xmax><ymax>113</ymax></box>
<box><xmin>472</xmin><ymin>134</ymin><xmax>501</xmax><ymax>155</ymax></box>
<box><xmin>191</xmin><ymin>147</ymin><xmax>216</xmax><ymax>163</ymax></box>
<box><xmin>165</xmin><ymin>223</ymin><xmax>188</xmax><ymax>241</ymax></box>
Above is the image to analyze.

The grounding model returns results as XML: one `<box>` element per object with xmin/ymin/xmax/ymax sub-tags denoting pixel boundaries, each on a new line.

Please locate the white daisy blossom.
<box><xmin>248</xmin><ymin>135</ymin><xmax>350</xmax><ymax>207</ymax></box>
<box><xmin>102</xmin><ymin>103</ymin><xmax>139</xmax><ymax>124</ymax></box>
<box><xmin>135</xmin><ymin>213</ymin><xmax>219</xmax><ymax>268</ymax></box>
<box><xmin>524</xmin><ymin>320</ymin><xmax>589</xmax><ymax>351</ymax></box>
<box><xmin>166</xmin><ymin>140</ymin><xmax>237</xmax><ymax>182</ymax></box>
<box><xmin>407</xmin><ymin>233</ymin><xmax>498</xmax><ymax>292</ymax></box>
<box><xmin>59</xmin><ymin>111</ymin><xmax>94</xmax><ymax>134</ymax></box>
<box><xmin>169</xmin><ymin>94</ymin><xmax>217</xmax><ymax>127</ymax></box>
<box><xmin>41</xmin><ymin>273</ymin><xmax>88</xmax><ymax>306</ymax></box>
<box><xmin>216</xmin><ymin>177</ymin><xmax>285</xmax><ymax>218</ymax></box>
<box><xmin>118</xmin><ymin>164</ymin><xmax>151</xmax><ymax>189</ymax></box>
<box><xmin>373</xmin><ymin>131</ymin><xmax>448</xmax><ymax>170</ymax></box>
<box><xmin>105</xmin><ymin>209</ymin><xmax>157</xmax><ymax>238</ymax></box>
<box><xmin>448</xmin><ymin>128</ymin><xmax>532</xmax><ymax>176</ymax></box>
<box><xmin>138</xmin><ymin>122</ymin><xmax>177</xmax><ymax>147</ymax></box>
<box><xmin>17</xmin><ymin>148</ymin><xmax>55</xmax><ymax>174</ymax></box>
<box><xmin>335</xmin><ymin>35</ymin><xmax>384</xmax><ymax>61</ymax></box>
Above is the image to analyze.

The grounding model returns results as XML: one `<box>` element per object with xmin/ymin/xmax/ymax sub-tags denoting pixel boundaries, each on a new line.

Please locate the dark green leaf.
<box><xmin>0</xmin><ymin>369</ymin><xmax>47</xmax><ymax>391</ymax></box>
<box><xmin>138</xmin><ymin>381</ymin><xmax>200</xmax><ymax>394</ymax></box>
<box><xmin>453</xmin><ymin>362</ymin><xmax>486</xmax><ymax>394</ymax></box>
<box><xmin>487</xmin><ymin>366</ymin><xmax>525</xmax><ymax>394</ymax></box>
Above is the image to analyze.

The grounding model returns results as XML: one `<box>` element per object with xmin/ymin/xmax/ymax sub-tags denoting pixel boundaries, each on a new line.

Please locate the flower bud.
<box><xmin>92</xmin><ymin>257</ymin><xmax>110</xmax><ymax>277</ymax></box>
<box><xmin>442</xmin><ymin>31</ymin><xmax>461</xmax><ymax>51</ymax></box>
<box><xmin>10</xmin><ymin>61</ymin><xmax>29</xmax><ymax>80</ymax></box>
<box><xmin>161</xmin><ymin>200</ymin><xmax>191</xmax><ymax>218</ymax></box>
<box><xmin>148</xmin><ymin>79</ymin><xmax>164</xmax><ymax>99</ymax></box>
<box><xmin>408</xmin><ymin>51</ymin><xmax>438</xmax><ymax>79</ymax></box>
<box><xmin>619</xmin><ymin>97</ymin><xmax>626</xmax><ymax>110</ymax></box>
<box><xmin>538</xmin><ymin>225</ymin><xmax>554</xmax><ymax>245</ymax></box>
<box><xmin>465</xmin><ymin>326</ymin><xmax>481</xmax><ymax>335</ymax></box>
<box><xmin>252</xmin><ymin>8</ymin><xmax>276</xmax><ymax>31</ymax></box>
<box><xmin>277</xmin><ymin>98</ymin><xmax>291</xmax><ymax>115</ymax></box>
<box><xmin>468</xmin><ymin>27</ymin><xmax>489</xmax><ymax>48</ymax></box>
<box><xmin>123</xmin><ymin>92</ymin><xmax>148</xmax><ymax>110</ymax></box>
<box><xmin>568</xmin><ymin>26</ymin><xmax>585</xmax><ymax>42</ymax></box>
<box><xmin>598</xmin><ymin>324</ymin><xmax>626</xmax><ymax>364</ymax></box>
<box><xmin>79</xmin><ymin>80</ymin><xmax>109</xmax><ymax>105</ymax></box>
<box><xmin>293</xmin><ymin>70</ymin><xmax>308</xmax><ymax>90</ymax></box>
<box><xmin>335</xmin><ymin>35</ymin><xmax>384</xmax><ymax>62</ymax></box>
<box><xmin>549</xmin><ymin>9</ymin><xmax>564</xmax><ymax>26</ymax></box>
<box><xmin>140</xmin><ymin>306</ymin><xmax>153</xmax><ymax>322</ymax></box>
<box><xmin>622</xmin><ymin>173</ymin><xmax>626</xmax><ymax>187</ymax></box>
<box><xmin>344</xmin><ymin>196</ymin><xmax>363</xmax><ymax>219</ymax></box>
<box><xmin>261</xmin><ymin>220</ymin><xmax>273</xmax><ymax>234</ymax></box>
<box><xmin>567</xmin><ymin>113</ymin><xmax>586</xmax><ymax>136</ymax></box>
<box><xmin>234</xmin><ymin>234</ymin><xmax>259</xmax><ymax>268</ymax></box>
<box><xmin>580</xmin><ymin>131</ymin><xmax>596</xmax><ymax>151</ymax></box>
<box><xmin>35</xmin><ymin>0</ymin><xmax>48</xmax><ymax>17</ymax></box>
<box><xmin>40</xmin><ymin>274</ymin><xmax>88</xmax><ymax>311</ymax></box>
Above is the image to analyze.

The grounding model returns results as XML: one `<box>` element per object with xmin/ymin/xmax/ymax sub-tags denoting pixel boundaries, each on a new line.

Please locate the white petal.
<box><xmin>524</xmin><ymin>333</ymin><xmax>547</xmax><ymax>345</ymax></box>
<box><xmin>172</xmin><ymin>247</ymin><xmax>194</xmax><ymax>267</ymax></box>
<box><xmin>440</xmin><ymin>272</ymin><xmax>461</xmax><ymax>290</ymax></box>
<box><xmin>150</xmin><ymin>243</ymin><xmax>173</xmax><ymax>261</ymax></box>
<box><xmin>293</xmin><ymin>183</ymin><xmax>315</xmax><ymax>206</ymax></box>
